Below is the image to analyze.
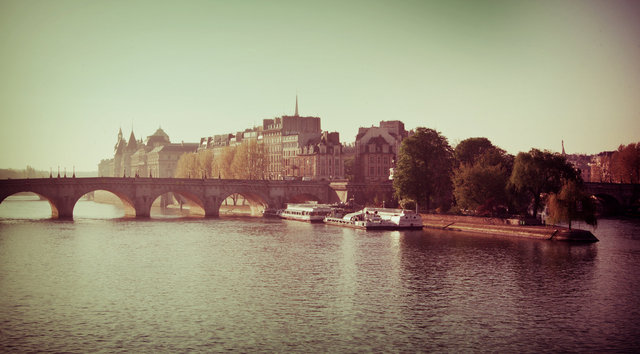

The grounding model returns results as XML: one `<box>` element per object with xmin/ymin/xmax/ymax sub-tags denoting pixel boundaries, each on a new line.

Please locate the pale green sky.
<box><xmin>1</xmin><ymin>0</ymin><xmax>639</xmax><ymax>171</ymax></box>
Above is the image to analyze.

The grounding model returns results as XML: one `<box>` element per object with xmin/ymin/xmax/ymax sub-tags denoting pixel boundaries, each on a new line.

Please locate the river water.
<box><xmin>1</xmin><ymin>197</ymin><xmax>639</xmax><ymax>352</ymax></box>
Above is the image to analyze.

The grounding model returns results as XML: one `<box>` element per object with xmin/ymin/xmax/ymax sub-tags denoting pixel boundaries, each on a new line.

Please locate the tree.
<box><xmin>509</xmin><ymin>149</ymin><xmax>580</xmax><ymax>218</ymax></box>
<box><xmin>245</xmin><ymin>140</ymin><xmax>267</xmax><ymax>179</ymax></box>
<box><xmin>175</xmin><ymin>150</ymin><xmax>214</xmax><ymax>178</ymax></box>
<box><xmin>209</xmin><ymin>140</ymin><xmax>266</xmax><ymax>179</ymax></box>
<box><xmin>343</xmin><ymin>155</ymin><xmax>355</xmax><ymax>181</ymax></box>
<box><xmin>213</xmin><ymin>146</ymin><xmax>237</xmax><ymax>179</ymax></box>
<box><xmin>611</xmin><ymin>142</ymin><xmax>640</xmax><ymax>183</ymax></box>
<box><xmin>230</xmin><ymin>143</ymin><xmax>251</xmax><ymax>179</ymax></box>
<box><xmin>393</xmin><ymin>127</ymin><xmax>454</xmax><ymax>212</ymax></box>
<box><xmin>226</xmin><ymin>140</ymin><xmax>266</xmax><ymax>179</ymax></box>
<box><xmin>197</xmin><ymin>149</ymin><xmax>214</xmax><ymax>178</ymax></box>
<box><xmin>453</xmin><ymin>161</ymin><xmax>510</xmax><ymax>214</ymax></box>
<box><xmin>547</xmin><ymin>180</ymin><xmax>597</xmax><ymax>229</ymax></box>
<box><xmin>175</xmin><ymin>152</ymin><xmax>198</xmax><ymax>178</ymax></box>
<box><xmin>453</xmin><ymin>138</ymin><xmax>513</xmax><ymax>215</ymax></box>
<box><xmin>454</xmin><ymin>137</ymin><xmax>495</xmax><ymax>166</ymax></box>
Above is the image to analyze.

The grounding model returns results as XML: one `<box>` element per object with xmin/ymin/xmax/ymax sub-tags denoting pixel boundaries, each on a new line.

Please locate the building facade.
<box><xmin>99</xmin><ymin>127</ymin><xmax>197</xmax><ymax>178</ymax></box>
<box><xmin>354</xmin><ymin>120</ymin><xmax>408</xmax><ymax>182</ymax></box>
<box><xmin>295</xmin><ymin>131</ymin><xmax>344</xmax><ymax>181</ymax></box>
<box><xmin>198</xmin><ymin>97</ymin><xmax>322</xmax><ymax>180</ymax></box>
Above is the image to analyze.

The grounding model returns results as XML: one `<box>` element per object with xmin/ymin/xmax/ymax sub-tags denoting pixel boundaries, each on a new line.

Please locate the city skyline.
<box><xmin>1</xmin><ymin>0</ymin><xmax>639</xmax><ymax>171</ymax></box>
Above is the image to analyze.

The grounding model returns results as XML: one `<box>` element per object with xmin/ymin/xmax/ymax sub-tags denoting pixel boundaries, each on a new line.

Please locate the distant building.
<box><xmin>196</xmin><ymin>97</ymin><xmax>343</xmax><ymax>180</ymax></box>
<box><xmin>147</xmin><ymin>142</ymin><xmax>199</xmax><ymax>178</ymax></box>
<box><xmin>262</xmin><ymin>97</ymin><xmax>321</xmax><ymax>179</ymax></box>
<box><xmin>295</xmin><ymin>131</ymin><xmax>344</xmax><ymax>180</ymax></box>
<box><xmin>589</xmin><ymin>151</ymin><xmax>614</xmax><ymax>183</ymax></box>
<box><xmin>99</xmin><ymin>127</ymin><xmax>197</xmax><ymax>178</ymax></box>
<box><xmin>564</xmin><ymin>154</ymin><xmax>593</xmax><ymax>183</ymax></box>
<box><xmin>562</xmin><ymin>141</ymin><xmax>592</xmax><ymax>182</ymax></box>
<box><xmin>354</xmin><ymin>120</ymin><xmax>409</xmax><ymax>182</ymax></box>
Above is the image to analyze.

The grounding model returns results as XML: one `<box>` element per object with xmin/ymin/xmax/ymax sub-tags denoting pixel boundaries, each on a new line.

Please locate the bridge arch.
<box><xmin>0</xmin><ymin>191</ymin><xmax>57</xmax><ymax>219</ymax></box>
<box><xmin>591</xmin><ymin>193</ymin><xmax>622</xmax><ymax>216</ymax></box>
<box><xmin>218</xmin><ymin>189</ymin><xmax>270</xmax><ymax>217</ymax></box>
<box><xmin>145</xmin><ymin>189</ymin><xmax>208</xmax><ymax>218</ymax></box>
<box><xmin>73</xmin><ymin>189</ymin><xmax>136</xmax><ymax>219</ymax></box>
<box><xmin>0</xmin><ymin>186</ymin><xmax>133</xmax><ymax>220</ymax></box>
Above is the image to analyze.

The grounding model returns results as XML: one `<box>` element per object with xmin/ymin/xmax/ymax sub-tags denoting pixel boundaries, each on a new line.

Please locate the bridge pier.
<box><xmin>133</xmin><ymin>195</ymin><xmax>153</xmax><ymax>218</ymax></box>
<box><xmin>203</xmin><ymin>196</ymin><xmax>220</xmax><ymax>217</ymax></box>
<box><xmin>51</xmin><ymin>196</ymin><xmax>76</xmax><ymax>219</ymax></box>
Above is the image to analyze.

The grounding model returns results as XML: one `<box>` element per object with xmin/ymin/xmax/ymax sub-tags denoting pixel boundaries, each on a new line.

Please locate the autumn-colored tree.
<box><xmin>175</xmin><ymin>150</ymin><xmax>214</xmax><ymax>178</ymax></box>
<box><xmin>509</xmin><ymin>149</ymin><xmax>580</xmax><ymax>218</ymax></box>
<box><xmin>208</xmin><ymin>140</ymin><xmax>266</xmax><ymax>179</ymax></box>
<box><xmin>197</xmin><ymin>149</ymin><xmax>214</xmax><ymax>178</ymax></box>
<box><xmin>244</xmin><ymin>140</ymin><xmax>266</xmax><ymax>179</ymax></box>
<box><xmin>546</xmin><ymin>180</ymin><xmax>597</xmax><ymax>229</ymax></box>
<box><xmin>175</xmin><ymin>152</ymin><xmax>198</xmax><ymax>178</ymax></box>
<box><xmin>213</xmin><ymin>146</ymin><xmax>237</xmax><ymax>179</ymax></box>
<box><xmin>611</xmin><ymin>142</ymin><xmax>640</xmax><ymax>184</ymax></box>
<box><xmin>230</xmin><ymin>143</ymin><xmax>250</xmax><ymax>179</ymax></box>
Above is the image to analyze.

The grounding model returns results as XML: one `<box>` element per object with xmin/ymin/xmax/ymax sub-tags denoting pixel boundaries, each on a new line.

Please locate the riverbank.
<box><xmin>421</xmin><ymin>214</ymin><xmax>598</xmax><ymax>242</ymax></box>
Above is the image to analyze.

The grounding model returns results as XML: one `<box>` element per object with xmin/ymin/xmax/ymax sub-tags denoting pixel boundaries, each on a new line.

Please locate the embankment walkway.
<box><xmin>421</xmin><ymin>214</ymin><xmax>598</xmax><ymax>242</ymax></box>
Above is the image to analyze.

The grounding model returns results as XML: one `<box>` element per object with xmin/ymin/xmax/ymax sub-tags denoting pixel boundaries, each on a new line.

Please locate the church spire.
<box><xmin>295</xmin><ymin>95</ymin><xmax>299</xmax><ymax>117</ymax></box>
<box><xmin>562</xmin><ymin>140</ymin><xmax>566</xmax><ymax>155</ymax></box>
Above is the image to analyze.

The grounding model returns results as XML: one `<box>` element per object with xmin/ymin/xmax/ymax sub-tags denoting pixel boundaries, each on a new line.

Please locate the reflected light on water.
<box><xmin>0</xmin><ymin>199</ymin><xmax>639</xmax><ymax>352</ymax></box>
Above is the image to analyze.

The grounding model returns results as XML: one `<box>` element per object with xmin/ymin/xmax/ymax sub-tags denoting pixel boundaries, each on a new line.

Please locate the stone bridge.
<box><xmin>584</xmin><ymin>182</ymin><xmax>640</xmax><ymax>214</ymax></box>
<box><xmin>0</xmin><ymin>177</ymin><xmax>341</xmax><ymax>219</ymax></box>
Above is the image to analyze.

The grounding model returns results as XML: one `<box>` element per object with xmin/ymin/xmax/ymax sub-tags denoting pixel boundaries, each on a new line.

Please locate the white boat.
<box><xmin>279</xmin><ymin>203</ymin><xmax>333</xmax><ymax>222</ymax></box>
<box><xmin>324</xmin><ymin>207</ymin><xmax>423</xmax><ymax>230</ymax></box>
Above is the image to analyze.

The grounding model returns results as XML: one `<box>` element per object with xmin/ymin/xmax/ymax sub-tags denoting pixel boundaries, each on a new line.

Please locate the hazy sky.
<box><xmin>1</xmin><ymin>0</ymin><xmax>639</xmax><ymax>171</ymax></box>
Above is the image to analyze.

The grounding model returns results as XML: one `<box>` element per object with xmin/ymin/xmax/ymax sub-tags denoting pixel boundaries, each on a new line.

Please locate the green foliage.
<box><xmin>547</xmin><ymin>180</ymin><xmax>597</xmax><ymax>229</ymax></box>
<box><xmin>509</xmin><ymin>149</ymin><xmax>580</xmax><ymax>217</ymax></box>
<box><xmin>393</xmin><ymin>127</ymin><xmax>454</xmax><ymax>211</ymax></box>
<box><xmin>452</xmin><ymin>138</ymin><xmax>512</xmax><ymax>215</ymax></box>
<box><xmin>453</xmin><ymin>161</ymin><xmax>510</xmax><ymax>213</ymax></box>
<box><xmin>454</xmin><ymin>137</ymin><xmax>495</xmax><ymax>166</ymax></box>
